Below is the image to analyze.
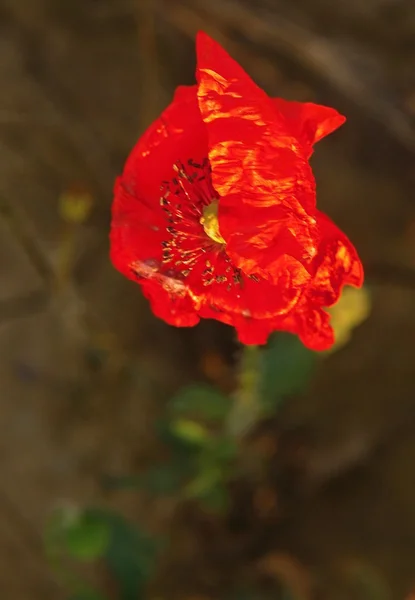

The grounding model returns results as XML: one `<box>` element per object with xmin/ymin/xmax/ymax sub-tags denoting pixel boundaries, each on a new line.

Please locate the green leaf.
<box><xmin>199</xmin><ymin>483</ymin><xmax>230</xmax><ymax>514</ymax></box>
<box><xmin>64</xmin><ymin>510</ymin><xmax>110</xmax><ymax>561</ymax></box>
<box><xmin>44</xmin><ymin>506</ymin><xmax>110</xmax><ymax>562</ymax></box>
<box><xmin>168</xmin><ymin>384</ymin><xmax>231</xmax><ymax>421</ymax></box>
<box><xmin>95</xmin><ymin>509</ymin><xmax>159</xmax><ymax>600</ymax></box>
<box><xmin>260</xmin><ymin>333</ymin><xmax>317</xmax><ymax>411</ymax></box>
<box><xmin>155</xmin><ymin>418</ymin><xmax>194</xmax><ymax>455</ymax></box>
<box><xmin>184</xmin><ymin>466</ymin><xmax>223</xmax><ymax>499</ymax></box>
<box><xmin>203</xmin><ymin>437</ymin><xmax>238</xmax><ymax>464</ymax></box>
<box><xmin>170</xmin><ymin>418</ymin><xmax>211</xmax><ymax>446</ymax></box>
<box><xmin>193</xmin><ymin>437</ymin><xmax>237</xmax><ymax>484</ymax></box>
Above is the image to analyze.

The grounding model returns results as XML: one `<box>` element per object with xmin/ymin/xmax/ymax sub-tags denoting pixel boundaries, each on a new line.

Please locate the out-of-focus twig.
<box><xmin>0</xmin><ymin>291</ymin><xmax>48</xmax><ymax>323</ymax></box>
<box><xmin>0</xmin><ymin>194</ymin><xmax>54</xmax><ymax>286</ymax></box>
<box><xmin>134</xmin><ymin>0</ymin><xmax>162</xmax><ymax>129</ymax></box>
<box><xmin>154</xmin><ymin>3</ymin><xmax>283</xmax><ymax>91</ymax></box>
<box><xmin>302</xmin><ymin>405</ymin><xmax>415</xmax><ymax>490</ymax></box>
<box><xmin>1</xmin><ymin>2</ymin><xmax>116</xmax><ymax>196</ymax></box>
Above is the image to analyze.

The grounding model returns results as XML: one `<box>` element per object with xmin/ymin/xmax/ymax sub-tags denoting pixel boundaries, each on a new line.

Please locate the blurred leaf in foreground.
<box><xmin>169</xmin><ymin>418</ymin><xmax>212</xmax><ymax>447</ymax></box>
<box><xmin>64</xmin><ymin>509</ymin><xmax>111</xmax><ymax>561</ymax></box>
<box><xmin>259</xmin><ymin>333</ymin><xmax>317</xmax><ymax>412</ymax></box>
<box><xmin>184</xmin><ymin>465</ymin><xmax>223</xmax><ymax>499</ymax></box>
<box><xmin>201</xmin><ymin>436</ymin><xmax>238</xmax><ymax>465</ymax></box>
<box><xmin>45</xmin><ymin>505</ymin><xmax>110</xmax><ymax>562</ymax></box>
<box><xmin>95</xmin><ymin>509</ymin><xmax>160</xmax><ymax>600</ymax></box>
<box><xmin>168</xmin><ymin>383</ymin><xmax>231</xmax><ymax>422</ymax></box>
<box><xmin>326</xmin><ymin>285</ymin><xmax>371</xmax><ymax>354</ymax></box>
<box><xmin>47</xmin><ymin>506</ymin><xmax>160</xmax><ymax>600</ymax></box>
<box><xmin>182</xmin><ymin>435</ymin><xmax>236</xmax><ymax>511</ymax></box>
<box><xmin>198</xmin><ymin>483</ymin><xmax>230</xmax><ymax>514</ymax></box>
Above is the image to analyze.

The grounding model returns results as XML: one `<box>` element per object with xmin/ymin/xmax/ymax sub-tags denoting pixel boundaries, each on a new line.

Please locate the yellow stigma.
<box><xmin>200</xmin><ymin>200</ymin><xmax>225</xmax><ymax>245</ymax></box>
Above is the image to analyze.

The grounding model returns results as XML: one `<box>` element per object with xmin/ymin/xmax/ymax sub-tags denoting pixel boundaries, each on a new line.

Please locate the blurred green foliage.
<box><xmin>169</xmin><ymin>418</ymin><xmax>212</xmax><ymax>447</ymax></box>
<box><xmin>168</xmin><ymin>383</ymin><xmax>232</xmax><ymax>421</ymax></box>
<box><xmin>45</xmin><ymin>506</ymin><xmax>109</xmax><ymax>562</ymax></box>
<box><xmin>64</xmin><ymin>510</ymin><xmax>110</xmax><ymax>561</ymax></box>
<box><xmin>45</xmin><ymin>506</ymin><xmax>160</xmax><ymax>600</ymax></box>
<box><xmin>259</xmin><ymin>333</ymin><xmax>317</xmax><ymax>413</ymax></box>
<box><xmin>101</xmin><ymin>509</ymin><xmax>160</xmax><ymax>600</ymax></box>
<box><xmin>49</xmin><ymin>329</ymin><xmax>387</xmax><ymax>599</ymax></box>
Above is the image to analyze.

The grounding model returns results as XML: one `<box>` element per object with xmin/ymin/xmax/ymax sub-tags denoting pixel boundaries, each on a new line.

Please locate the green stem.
<box><xmin>226</xmin><ymin>344</ymin><xmax>262</xmax><ymax>438</ymax></box>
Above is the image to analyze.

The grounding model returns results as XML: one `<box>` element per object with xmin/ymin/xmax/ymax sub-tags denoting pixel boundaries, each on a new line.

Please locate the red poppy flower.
<box><xmin>110</xmin><ymin>31</ymin><xmax>363</xmax><ymax>350</ymax></box>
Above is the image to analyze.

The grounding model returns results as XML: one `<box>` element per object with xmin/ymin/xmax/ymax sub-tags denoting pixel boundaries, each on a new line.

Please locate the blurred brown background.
<box><xmin>1</xmin><ymin>0</ymin><xmax>415</xmax><ymax>598</ymax></box>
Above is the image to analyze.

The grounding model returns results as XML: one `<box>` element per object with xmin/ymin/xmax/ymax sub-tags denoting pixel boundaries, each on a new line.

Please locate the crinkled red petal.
<box><xmin>281</xmin><ymin>300</ymin><xmax>335</xmax><ymax>351</ymax></box>
<box><xmin>306</xmin><ymin>211</ymin><xmax>364</xmax><ymax>306</ymax></box>
<box><xmin>182</xmin><ymin>246</ymin><xmax>310</xmax><ymax>345</ymax></box>
<box><xmin>122</xmin><ymin>84</ymin><xmax>207</xmax><ymax>205</ymax></box>
<box><xmin>110</xmin><ymin>85</ymin><xmax>207</xmax><ymax>291</ymax></box>
<box><xmin>141</xmin><ymin>279</ymin><xmax>200</xmax><ymax>328</ymax></box>
<box><xmin>273</xmin><ymin>212</ymin><xmax>364</xmax><ymax>351</ymax></box>
<box><xmin>231</xmin><ymin>316</ymin><xmax>273</xmax><ymax>346</ymax></box>
<box><xmin>195</xmin><ymin>32</ymin><xmax>319</xmax><ymax>282</ymax></box>
<box><xmin>186</xmin><ymin>249</ymin><xmax>307</xmax><ymax>321</ymax></box>
<box><xmin>272</xmin><ymin>98</ymin><xmax>346</xmax><ymax>157</ymax></box>
<box><xmin>111</xmin><ymin>177</ymin><xmax>201</xmax><ymax>328</ymax></box>
<box><xmin>216</xmin><ymin>201</ymin><xmax>318</xmax><ymax>280</ymax></box>
<box><xmin>110</xmin><ymin>178</ymin><xmax>165</xmax><ymax>282</ymax></box>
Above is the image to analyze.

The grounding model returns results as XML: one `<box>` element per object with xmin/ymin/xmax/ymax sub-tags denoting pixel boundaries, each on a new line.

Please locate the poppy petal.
<box><xmin>111</xmin><ymin>86</ymin><xmax>207</xmax><ymax>291</ymax></box>
<box><xmin>195</xmin><ymin>32</ymin><xmax>317</xmax><ymax>280</ymax></box>
<box><xmin>233</xmin><ymin>316</ymin><xmax>273</xmax><ymax>345</ymax></box>
<box><xmin>141</xmin><ymin>279</ymin><xmax>200</xmax><ymax>328</ymax></box>
<box><xmin>307</xmin><ymin>211</ymin><xmax>364</xmax><ymax>307</ymax></box>
<box><xmin>185</xmin><ymin>248</ymin><xmax>307</xmax><ymax>321</ymax></box>
<box><xmin>110</xmin><ymin>177</ymin><xmax>165</xmax><ymax>283</ymax></box>
<box><xmin>272</xmin><ymin>99</ymin><xmax>346</xmax><ymax>157</ymax></box>
<box><xmin>123</xmin><ymin>84</ymin><xmax>207</xmax><ymax>205</ymax></box>
<box><xmin>292</xmin><ymin>303</ymin><xmax>335</xmax><ymax>351</ymax></box>
<box><xmin>111</xmin><ymin>178</ymin><xmax>201</xmax><ymax>328</ymax></box>
<box><xmin>195</xmin><ymin>31</ymin><xmax>308</xmax><ymax>203</ymax></box>
<box><xmin>216</xmin><ymin>200</ymin><xmax>318</xmax><ymax>281</ymax></box>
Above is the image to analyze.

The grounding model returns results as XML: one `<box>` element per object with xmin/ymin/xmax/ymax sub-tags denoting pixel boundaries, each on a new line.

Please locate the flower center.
<box><xmin>200</xmin><ymin>200</ymin><xmax>225</xmax><ymax>245</ymax></box>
